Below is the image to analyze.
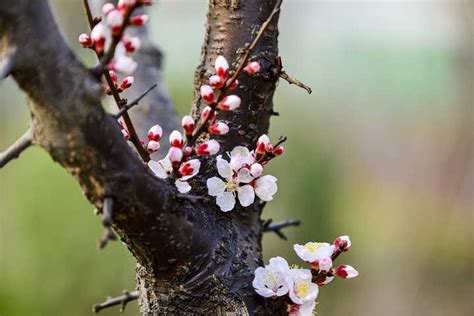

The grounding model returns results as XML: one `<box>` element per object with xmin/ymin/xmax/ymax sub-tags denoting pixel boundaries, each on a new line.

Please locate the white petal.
<box><xmin>216</xmin><ymin>191</ymin><xmax>236</xmax><ymax>212</ymax></box>
<box><xmin>216</xmin><ymin>155</ymin><xmax>232</xmax><ymax>179</ymax></box>
<box><xmin>175</xmin><ymin>180</ymin><xmax>191</xmax><ymax>193</ymax></box>
<box><xmin>297</xmin><ymin>300</ymin><xmax>316</xmax><ymax>316</ymax></box>
<box><xmin>255</xmin><ymin>175</ymin><xmax>278</xmax><ymax>201</ymax></box>
<box><xmin>238</xmin><ymin>168</ymin><xmax>254</xmax><ymax>183</ymax></box>
<box><xmin>237</xmin><ymin>185</ymin><xmax>255</xmax><ymax>207</ymax></box>
<box><xmin>206</xmin><ymin>177</ymin><xmax>226</xmax><ymax>196</ymax></box>
<box><xmin>148</xmin><ymin>160</ymin><xmax>168</xmax><ymax>179</ymax></box>
<box><xmin>230</xmin><ymin>146</ymin><xmax>254</xmax><ymax>170</ymax></box>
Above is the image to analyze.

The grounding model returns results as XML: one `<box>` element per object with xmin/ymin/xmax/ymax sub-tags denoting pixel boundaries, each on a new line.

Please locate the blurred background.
<box><xmin>0</xmin><ymin>0</ymin><xmax>472</xmax><ymax>315</ymax></box>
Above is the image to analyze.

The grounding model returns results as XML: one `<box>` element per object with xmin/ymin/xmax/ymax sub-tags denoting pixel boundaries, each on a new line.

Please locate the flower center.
<box><xmin>304</xmin><ymin>243</ymin><xmax>322</xmax><ymax>254</ymax></box>
<box><xmin>296</xmin><ymin>282</ymin><xmax>309</xmax><ymax>298</ymax></box>
<box><xmin>225</xmin><ymin>180</ymin><xmax>239</xmax><ymax>191</ymax></box>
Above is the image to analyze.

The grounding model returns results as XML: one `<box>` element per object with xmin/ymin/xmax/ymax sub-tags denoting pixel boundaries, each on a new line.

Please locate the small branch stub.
<box><xmin>275</xmin><ymin>56</ymin><xmax>312</xmax><ymax>94</ymax></box>
<box><xmin>92</xmin><ymin>290</ymin><xmax>139</xmax><ymax>314</ymax></box>
<box><xmin>98</xmin><ymin>197</ymin><xmax>117</xmax><ymax>249</ymax></box>
<box><xmin>0</xmin><ymin>128</ymin><xmax>33</xmax><ymax>169</ymax></box>
<box><xmin>263</xmin><ymin>218</ymin><xmax>301</xmax><ymax>240</ymax></box>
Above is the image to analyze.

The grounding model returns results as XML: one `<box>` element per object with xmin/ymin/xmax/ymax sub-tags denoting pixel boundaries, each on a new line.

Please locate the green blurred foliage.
<box><xmin>1</xmin><ymin>1</ymin><xmax>472</xmax><ymax>315</ymax></box>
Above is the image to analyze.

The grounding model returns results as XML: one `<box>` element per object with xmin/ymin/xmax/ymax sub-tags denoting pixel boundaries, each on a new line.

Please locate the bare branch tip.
<box><xmin>0</xmin><ymin>128</ymin><xmax>33</xmax><ymax>169</ymax></box>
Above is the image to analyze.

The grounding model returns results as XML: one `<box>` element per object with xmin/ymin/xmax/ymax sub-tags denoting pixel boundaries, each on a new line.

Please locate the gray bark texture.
<box><xmin>0</xmin><ymin>0</ymin><xmax>285</xmax><ymax>314</ymax></box>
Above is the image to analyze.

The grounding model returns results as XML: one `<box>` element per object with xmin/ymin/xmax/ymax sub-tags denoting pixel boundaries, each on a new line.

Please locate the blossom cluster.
<box><xmin>253</xmin><ymin>236</ymin><xmax>358</xmax><ymax>316</ymax></box>
<box><xmin>79</xmin><ymin>0</ymin><xmax>151</xmax><ymax>75</ymax></box>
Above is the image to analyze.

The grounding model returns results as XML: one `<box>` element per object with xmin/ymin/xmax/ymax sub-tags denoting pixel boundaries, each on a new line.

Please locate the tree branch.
<box><xmin>113</xmin><ymin>83</ymin><xmax>157</xmax><ymax>119</ymax></box>
<box><xmin>263</xmin><ymin>219</ymin><xmax>301</xmax><ymax>240</ymax></box>
<box><xmin>0</xmin><ymin>128</ymin><xmax>33</xmax><ymax>168</ymax></box>
<box><xmin>93</xmin><ymin>290</ymin><xmax>139</xmax><ymax>314</ymax></box>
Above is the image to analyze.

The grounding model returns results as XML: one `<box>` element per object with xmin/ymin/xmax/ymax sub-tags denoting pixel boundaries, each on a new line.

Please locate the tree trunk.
<box><xmin>0</xmin><ymin>0</ymin><xmax>285</xmax><ymax>314</ymax></box>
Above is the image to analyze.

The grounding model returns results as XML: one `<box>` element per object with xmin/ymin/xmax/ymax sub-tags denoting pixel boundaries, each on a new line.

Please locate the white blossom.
<box><xmin>288</xmin><ymin>269</ymin><xmax>319</xmax><ymax>305</ymax></box>
<box><xmin>252</xmin><ymin>257</ymin><xmax>291</xmax><ymax>298</ymax></box>
<box><xmin>293</xmin><ymin>242</ymin><xmax>335</xmax><ymax>264</ymax></box>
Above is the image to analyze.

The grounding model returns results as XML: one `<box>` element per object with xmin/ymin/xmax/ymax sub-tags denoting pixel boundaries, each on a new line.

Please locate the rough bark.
<box><xmin>0</xmin><ymin>0</ymin><xmax>284</xmax><ymax>314</ymax></box>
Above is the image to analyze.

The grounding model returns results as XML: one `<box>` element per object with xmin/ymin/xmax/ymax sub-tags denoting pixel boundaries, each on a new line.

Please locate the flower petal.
<box><xmin>255</xmin><ymin>175</ymin><xmax>278</xmax><ymax>201</ymax></box>
<box><xmin>230</xmin><ymin>146</ymin><xmax>254</xmax><ymax>170</ymax></box>
<box><xmin>207</xmin><ymin>177</ymin><xmax>226</xmax><ymax>196</ymax></box>
<box><xmin>216</xmin><ymin>155</ymin><xmax>232</xmax><ymax>179</ymax></box>
<box><xmin>216</xmin><ymin>191</ymin><xmax>236</xmax><ymax>212</ymax></box>
<box><xmin>148</xmin><ymin>160</ymin><xmax>169</xmax><ymax>179</ymax></box>
<box><xmin>238</xmin><ymin>184</ymin><xmax>255</xmax><ymax>207</ymax></box>
<box><xmin>238</xmin><ymin>168</ymin><xmax>254</xmax><ymax>183</ymax></box>
<box><xmin>175</xmin><ymin>180</ymin><xmax>192</xmax><ymax>193</ymax></box>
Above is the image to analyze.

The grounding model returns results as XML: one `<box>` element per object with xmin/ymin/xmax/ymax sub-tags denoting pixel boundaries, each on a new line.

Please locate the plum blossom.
<box><xmin>288</xmin><ymin>269</ymin><xmax>319</xmax><ymax>306</ymax></box>
<box><xmin>207</xmin><ymin>146</ymin><xmax>278</xmax><ymax>212</ymax></box>
<box><xmin>293</xmin><ymin>242</ymin><xmax>335</xmax><ymax>264</ymax></box>
<box><xmin>288</xmin><ymin>301</ymin><xmax>316</xmax><ymax>316</ymax></box>
<box><xmin>148</xmin><ymin>155</ymin><xmax>201</xmax><ymax>194</ymax></box>
<box><xmin>252</xmin><ymin>257</ymin><xmax>291</xmax><ymax>298</ymax></box>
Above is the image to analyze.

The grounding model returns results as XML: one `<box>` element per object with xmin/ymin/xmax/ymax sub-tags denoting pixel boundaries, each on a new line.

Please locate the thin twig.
<box><xmin>82</xmin><ymin>0</ymin><xmax>150</xmax><ymax>162</ymax></box>
<box><xmin>0</xmin><ymin>128</ymin><xmax>33</xmax><ymax>169</ymax></box>
<box><xmin>98</xmin><ymin>197</ymin><xmax>117</xmax><ymax>249</ymax></box>
<box><xmin>93</xmin><ymin>290</ymin><xmax>139</xmax><ymax>314</ymax></box>
<box><xmin>263</xmin><ymin>218</ymin><xmax>300</xmax><ymax>240</ymax></box>
<box><xmin>186</xmin><ymin>0</ymin><xmax>283</xmax><ymax>147</ymax></box>
<box><xmin>279</xmin><ymin>71</ymin><xmax>312</xmax><ymax>94</ymax></box>
<box><xmin>114</xmin><ymin>83</ymin><xmax>158</xmax><ymax>119</ymax></box>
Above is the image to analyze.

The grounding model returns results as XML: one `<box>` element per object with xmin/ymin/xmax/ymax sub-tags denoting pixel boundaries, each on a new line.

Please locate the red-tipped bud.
<box><xmin>147</xmin><ymin>124</ymin><xmax>163</xmax><ymax>142</ymax></box>
<box><xmin>250</xmin><ymin>163</ymin><xmax>263</xmax><ymax>178</ymax></box>
<box><xmin>218</xmin><ymin>95</ymin><xmax>240</xmax><ymax>111</ymax></box>
<box><xmin>121</xmin><ymin>129</ymin><xmax>130</xmax><ymax>140</ymax></box>
<box><xmin>318</xmin><ymin>257</ymin><xmax>333</xmax><ymax>272</ymax></box>
<box><xmin>122</xmin><ymin>36</ymin><xmax>141</xmax><ymax>53</ymax></box>
<box><xmin>78</xmin><ymin>33</ymin><xmax>92</xmax><ymax>48</ymax></box>
<box><xmin>195</xmin><ymin>140</ymin><xmax>220</xmax><ymax>156</ymax></box>
<box><xmin>215</xmin><ymin>55</ymin><xmax>229</xmax><ymax>80</ymax></box>
<box><xmin>333</xmin><ymin>235</ymin><xmax>351</xmax><ymax>252</ymax></box>
<box><xmin>129</xmin><ymin>14</ymin><xmax>149</xmax><ymax>26</ymax></box>
<box><xmin>209</xmin><ymin>122</ymin><xmax>229</xmax><ymax>135</ymax></box>
<box><xmin>200</xmin><ymin>106</ymin><xmax>216</xmax><ymax>122</ymax></box>
<box><xmin>91</xmin><ymin>24</ymin><xmax>107</xmax><ymax>53</ymax></box>
<box><xmin>147</xmin><ymin>140</ymin><xmax>160</xmax><ymax>153</ymax></box>
<box><xmin>334</xmin><ymin>264</ymin><xmax>359</xmax><ymax>279</ymax></box>
<box><xmin>168</xmin><ymin>147</ymin><xmax>183</xmax><ymax>167</ymax></box>
<box><xmin>183</xmin><ymin>146</ymin><xmax>193</xmax><ymax>157</ymax></box>
<box><xmin>200</xmin><ymin>85</ymin><xmax>214</xmax><ymax>103</ymax></box>
<box><xmin>179</xmin><ymin>159</ymin><xmax>200</xmax><ymax>177</ymax></box>
<box><xmin>229</xmin><ymin>79</ymin><xmax>239</xmax><ymax>90</ymax></box>
<box><xmin>108</xmin><ymin>70</ymin><xmax>118</xmax><ymax>82</ymax></box>
<box><xmin>256</xmin><ymin>134</ymin><xmax>270</xmax><ymax>154</ymax></box>
<box><xmin>181</xmin><ymin>115</ymin><xmax>195</xmax><ymax>135</ymax></box>
<box><xmin>273</xmin><ymin>146</ymin><xmax>284</xmax><ymax>156</ymax></box>
<box><xmin>169</xmin><ymin>130</ymin><xmax>183</xmax><ymax>148</ymax></box>
<box><xmin>118</xmin><ymin>0</ymin><xmax>137</xmax><ymax>10</ymax></box>
<box><xmin>119</xmin><ymin>76</ymin><xmax>134</xmax><ymax>90</ymax></box>
<box><xmin>244</xmin><ymin>61</ymin><xmax>261</xmax><ymax>74</ymax></box>
<box><xmin>107</xmin><ymin>9</ymin><xmax>124</xmax><ymax>35</ymax></box>
<box><xmin>102</xmin><ymin>3</ymin><xmax>115</xmax><ymax>15</ymax></box>
<box><xmin>209</xmin><ymin>75</ymin><xmax>224</xmax><ymax>89</ymax></box>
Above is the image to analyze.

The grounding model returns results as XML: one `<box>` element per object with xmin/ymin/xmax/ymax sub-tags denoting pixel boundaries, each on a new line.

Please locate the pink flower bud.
<box><xmin>129</xmin><ymin>15</ymin><xmax>149</xmax><ymax>26</ymax></box>
<box><xmin>118</xmin><ymin>0</ymin><xmax>137</xmax><ymax>10</ymax></box>
<box><xmin>123</xmin><ymin>36</ymin><xmax>141</xmax><ymax>53</ymax></box>
<box><xmin>273</xmin><ymin>146</ymin><xmax>284</xmax><ymax>156</ymax></box>
<box><xmin>215</xmin><ymin>55</ymin><xmax>229</xmax><ymax>80</ymax></box>
<box><xmin>209</xmin><ymin>75</ymin><xmax>224</xmax><ymax>89</ymax></box>
<box><xmin>179</xmin><ymin>159</ymin><xmax>200</xmax><ymax>177</ymax></box>
<box><xmin>200</xmin><ymin>85</ymin><xmax>215</xmax><ymax>103</ymax></box>
<box><xmin>108</xmin><ymin>70</ymin><xmax>118</xmax><ymax>82</ymax></box>
<box><xmin>78</xmin><ymin>33</ymin><xmax>92</xmax><ymax>48</ymax></box>
<box><xmin>200</xmin><ymin>106</ymin><xmax>216</xmax><ymax>122</ymax></box>
<box><xmin>218</xmin><ymin>95</ymin><xmax>241</xmax><ymax>111</ymax></box>
<box><xmin>244</xmin><ymin>61</ymin><xmax>261</xmax><ymax>74</ymax></box>
<box><xmin>265</xmin><ymin>144</ymin><xmax>274</xmax><ymax>152</ymax></box>
<box><xmin>91</xmin><ymin>23</ymin><xmax>107</xmax><ymax>53</ymax></box>
<box><xmin>147</xmin><ymin>124</ymin><xmax>163</xmax><ymax>142</ymax></box>
<box><xmin>256</xmin><ymin>134</ymin><xmax>270</xmax><ymax>154</ymax></box>
<box><xmin>229</xmin><ymin>79</ymin><xmax>239</xmax><ymax>90</ymax></box>
<box><xmin>107</xmin><ymin>10</ymin><xmax>124</xmax><ymax>35</ymax></box>
<box><xmin>195</xmin><ymin>140</ymin><xmax>220</xmax><ymax>156</ymax></box>
<box><xmin>334</xmin><ymin>264</ymin><xmax>359</xmax><ymax>279</ymax></box>
<box><xmin>181</xmin><ymin>115</ymin><xmax>195</xmax><ymax>135</ymax></box>
<box><xmin>121</xmin><ymin>129</ymin><xmax>130</xmax><ymax>140</ymax></box>
<box><xmin>250</xmin><ymin>163</ymin><xmax>263</xmax><ymax>178</ymax></box>
<box><xmin>169</xmin><ymin>130</ymin><xmax>183</xmax><ymax>148</ymax></box>
<box><xmin>183</xmin><ymin>146</ymin><xmax>193</xmax><ymax>157</ymax></box>
<box><xmin>111</xmin><ymin>55</ymin><xmax>137</xmax><ymax>75</ymax></box>
<box><xmin>209</xmin><ymin>122</ymin><xmax>229</xmax><ymax>135</ymax></box>
<box><xmin>333</xmin><ymin>235</ymin><xmax>351</xmax><ymax>252</ymax></box>
<box><xmin>318</xmin><ymin>257</ymin><xmax>333</xmax><ymax>272</ymax></box>
<box><xmin>147</xmin><ymin>140</ymin><xmax>160</xmax><ymax>153</ymax></box>
<box><xmin>102</xmin><ymin>3</ymin><xmax>115</xmax><ymax>15</ymax></box>
<box><xmin>118</xmin><ymin>76</ymin><xmax>134</xmax><ymax>90</ymax></box>
<box><xmin>168</xmin><ymin>147</ymin><xmax>183</xmax><ymax>167</ymax></box>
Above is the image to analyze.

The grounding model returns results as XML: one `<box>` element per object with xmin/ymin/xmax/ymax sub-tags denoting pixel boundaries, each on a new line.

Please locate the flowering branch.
<box><xmin>0</xmin><ymin>128</ymin><xmax>33</xmax><ymax>169</ymax></box>
<box><xmin>92</xmin><ymin>290</ymin><xmax>139</xmax><ymax>314</ymax></box>
<box><xmin>113</xmin><ymin>83</ymin><xmax>157</xmax><ymax>119</ymax></box>
<box><xmin>263</xmin><ymin>218</ymin><xmax>300</xmax><ymax>240</ymax></box>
